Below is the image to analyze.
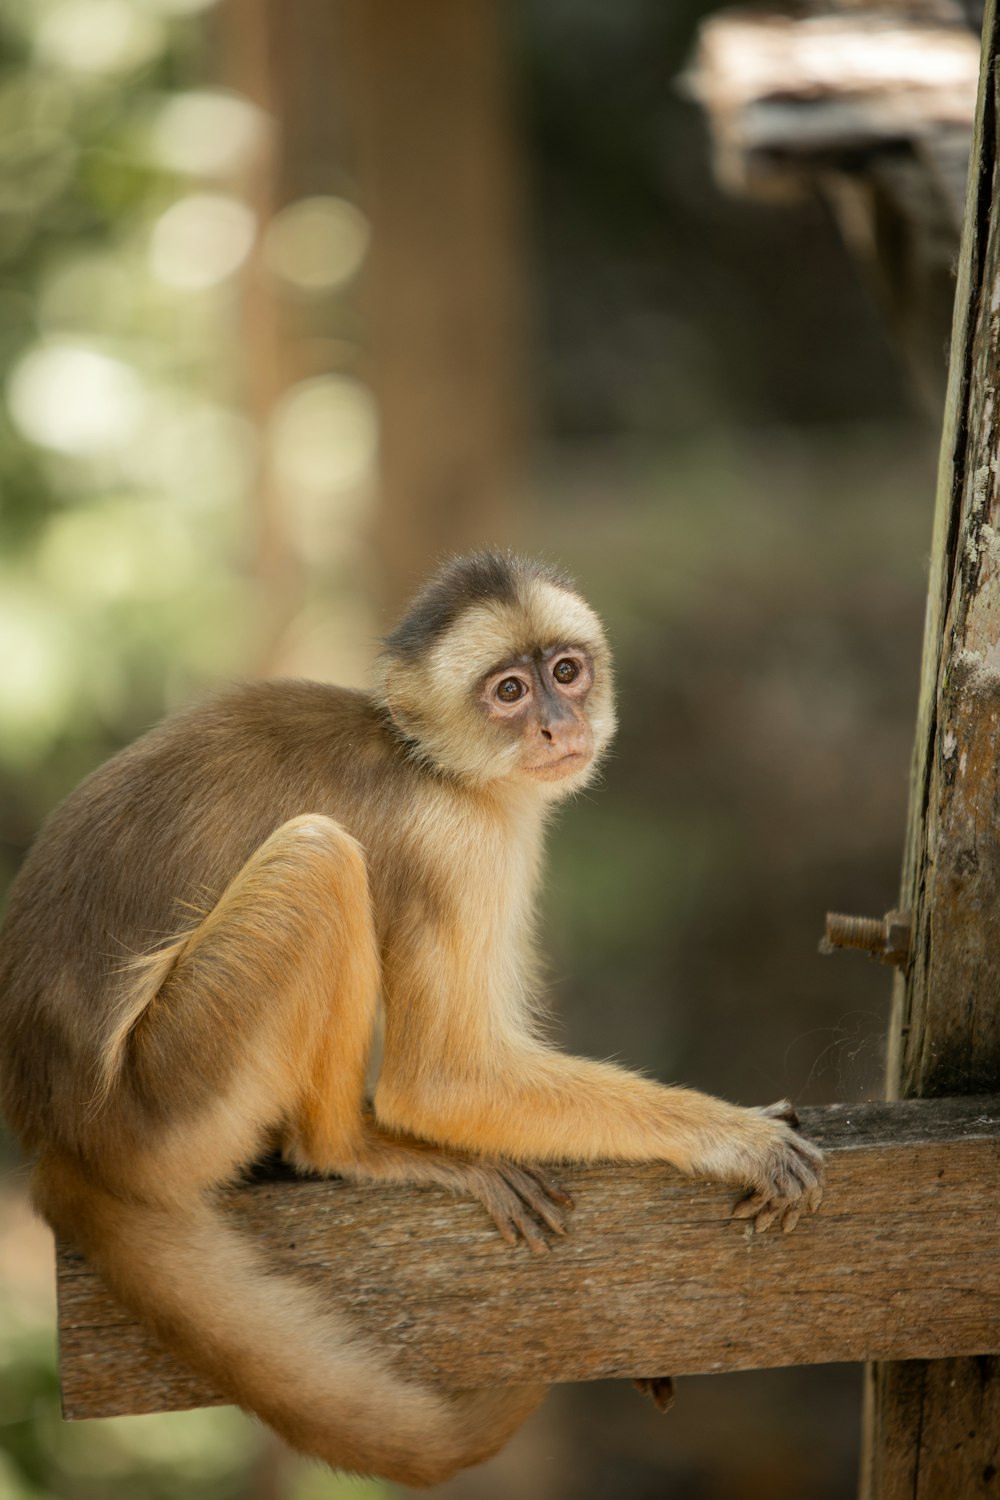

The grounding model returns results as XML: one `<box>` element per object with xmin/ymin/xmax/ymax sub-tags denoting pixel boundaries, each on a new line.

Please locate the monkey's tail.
<box><xmin>35</xmin><ymin>1152</ymin><xmax>544</xmax><ymax>1487</ymax></box>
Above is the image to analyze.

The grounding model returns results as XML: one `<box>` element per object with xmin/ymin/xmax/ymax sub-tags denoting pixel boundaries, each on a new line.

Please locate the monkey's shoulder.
<box><xmin>0</xmin><ymin>680</ymin><xmax>411</xmax><ymax>961</ymax></box>
<box><xmin>160</xmin><ymin>677</ymin><xmax>386</xmax><ymax>754</ymax></box>
<box><xmin>91</xmin><ymin>678</ymin><xmax>391</xmax><ymax>790</ymax></box>
<box><xmin>17</xmin><ymin>681</ymin><xmax>400</xmax><ymax>877</ymax></box>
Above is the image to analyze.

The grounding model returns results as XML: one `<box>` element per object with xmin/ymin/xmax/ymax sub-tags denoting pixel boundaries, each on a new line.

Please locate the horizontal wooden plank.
<box><xmin>56</xmin><ymin>1096</ymin><xmax>1000</xmax><ymax>1420</ymax></box>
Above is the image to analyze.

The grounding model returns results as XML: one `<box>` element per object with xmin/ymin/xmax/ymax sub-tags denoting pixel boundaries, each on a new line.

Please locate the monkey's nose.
<box><xmin>540</xmin><ymin>721</ymin><xmax>588</xmax><ymax>758</ymax></box>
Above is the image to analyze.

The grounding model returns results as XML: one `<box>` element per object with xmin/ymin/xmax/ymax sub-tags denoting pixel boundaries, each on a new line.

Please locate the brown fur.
<box><xmin>0</xmin><ymin>553</ymin><xmax>821</xmax><ymax>1485</ymax></box>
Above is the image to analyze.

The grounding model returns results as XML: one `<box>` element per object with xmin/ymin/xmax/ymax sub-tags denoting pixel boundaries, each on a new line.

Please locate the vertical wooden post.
<box><xmin>861</xmin><ymin>4</ymin><xmax>1000</xmax><ymax>1496</ymax></box>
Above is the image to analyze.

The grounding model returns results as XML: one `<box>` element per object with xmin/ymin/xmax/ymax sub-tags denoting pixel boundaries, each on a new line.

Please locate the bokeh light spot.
<box><xmin>149</xmin><ymin>194</ymin><xmax>256</xmax><ymax>290</ymax></box>
<box><xmin>7</xmin><ymin>342</ymin><xmax>145</xmax><ymax>456</ymax></box>
<box><xmin>269</xmin><ymin>376</ymin><xmax>378</xmax><ymax>500</ymax></box>
<box><xmin>151</xmin><ymin>90</ymin><xmax>267</xmax><ymax>178</ymax></box>
<box><xmin>262</xmin><ymin>197</ymin><xmax>370</xmax><ymax>294</ymax></box>
<box><xmin>34</xmin><ymin>0</ymin><xmax>164</xmax><ymax>76</ymax></box>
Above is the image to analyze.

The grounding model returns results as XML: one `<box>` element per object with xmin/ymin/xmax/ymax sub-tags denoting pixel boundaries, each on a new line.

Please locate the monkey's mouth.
<box><xmin>524</xmin><ymin>751</ymin><xmax>590</xmax><ymax>780</ymax></box>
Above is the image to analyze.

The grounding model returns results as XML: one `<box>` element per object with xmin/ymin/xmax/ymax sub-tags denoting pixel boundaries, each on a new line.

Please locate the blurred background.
<box><xmin>0</xmin><ymin>0</ymin><xmax>974</xmax><ymax>1496</ymax></box>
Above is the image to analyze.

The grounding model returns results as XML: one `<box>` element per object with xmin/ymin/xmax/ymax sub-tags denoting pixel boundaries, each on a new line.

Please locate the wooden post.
<box><xmin>860</xmin><ymin>2</ymin><xmax>1000</xmax><ymax>1494</ymax></box>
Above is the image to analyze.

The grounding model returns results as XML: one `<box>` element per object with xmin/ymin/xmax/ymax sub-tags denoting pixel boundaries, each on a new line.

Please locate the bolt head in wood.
<box><xmin>821</xmin><ymin>909</ymin><xmax>911</xmax><ymax>967</ymax></box>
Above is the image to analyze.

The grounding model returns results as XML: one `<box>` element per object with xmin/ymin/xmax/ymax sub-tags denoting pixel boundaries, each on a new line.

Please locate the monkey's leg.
<box><xmin>378</xmin><ymin>1045</ymin><xmax>822</xmax><ymax>1233</ymax></box>
<box><xmin>115</xmin><ymin>815</ymin><xmax>566</xmax><ymax>1244</ymax></box>
<box><xmin>87</xmin><ymin>817</ymin><xmax>551</xmax><ymax>1480</ymax></box>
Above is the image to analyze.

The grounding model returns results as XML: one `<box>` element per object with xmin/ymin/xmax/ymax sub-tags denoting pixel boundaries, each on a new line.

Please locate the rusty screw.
<box><xmin>821</xmin><ymin>909</ymin><xmax>912</xmax><ymax>968</ymax></box>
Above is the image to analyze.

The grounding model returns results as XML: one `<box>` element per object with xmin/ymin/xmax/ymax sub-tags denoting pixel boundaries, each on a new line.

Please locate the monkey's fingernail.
<box><xmin>528</xmin><ymin>1171</ymin><xmax>574</xmax><ymax>1207</ymax></box>
<box><xmin>519</xmin><ymin>1192</ymin><xmax>568</xmax><ymax>1234</ymax></box>
<box><xmin>781</xmin><ymin>1208</ymin><xmax>801</xmax><ymax>1234</ymax></box>
<box><xmin>508</xmin><ymin>1212</ymin><xmax>551</xmax><ymax>1254</ymax></box>
<box><xmin>732</xmin><ymin>1194</ymin><xmax>763</xmax><ymax>1219</ymax></box>
<box><xmin>495</xmin><ymin>1218</ymin><xmax>519</xmax><ymax>1246</ymax></box>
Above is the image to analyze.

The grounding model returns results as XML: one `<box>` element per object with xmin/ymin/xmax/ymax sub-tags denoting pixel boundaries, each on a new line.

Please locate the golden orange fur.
<box><xmin>0</xmin><ymin>552</ymin><xmax>821</xmax><ymax>1486</ymax></box>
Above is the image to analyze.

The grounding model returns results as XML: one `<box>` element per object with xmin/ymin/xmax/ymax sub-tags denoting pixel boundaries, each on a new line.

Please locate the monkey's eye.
<box><xmin>495</xmin><ymin>677</ymin><xmax>527</xmax><ymax>704</ymax></box>
<box><xmin>553</xmin><ymin>658</ymin><xmax>579</xmax><ymax>685</ymax></box>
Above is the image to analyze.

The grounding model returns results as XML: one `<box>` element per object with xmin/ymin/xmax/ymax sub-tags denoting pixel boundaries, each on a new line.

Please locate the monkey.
<box><xmin>0</xmin><ymin>551</ymin><xmax>822</xmax><ymax>1487</ymax></box>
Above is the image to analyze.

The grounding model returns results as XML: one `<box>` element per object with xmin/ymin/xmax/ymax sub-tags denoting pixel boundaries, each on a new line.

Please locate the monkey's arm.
<box><xmin>377</xmin><ymin>1027</ymin><xmax>821</xmax><ymax>1232</ymax></box>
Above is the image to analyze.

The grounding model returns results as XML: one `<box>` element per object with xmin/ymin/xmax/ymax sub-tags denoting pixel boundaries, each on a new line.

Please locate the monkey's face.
<box><xmin>378</xmin><ymin>569</ymin><xmax>617</xmax><ymax>800</ymax></box>
<box><xmin>479</xmin><ymin>646</ymin><xmax>599</xmax><ymax>787</ymax></box>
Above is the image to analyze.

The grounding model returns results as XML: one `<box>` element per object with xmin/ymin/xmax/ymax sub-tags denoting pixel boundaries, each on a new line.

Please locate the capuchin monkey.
<box><xmin>0</xmin><ymin>552</ymin><xmax>822</xmax><ymax>1487</ymax></box>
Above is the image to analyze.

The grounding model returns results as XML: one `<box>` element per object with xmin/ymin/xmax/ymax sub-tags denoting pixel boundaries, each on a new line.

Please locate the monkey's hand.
<box><xmin>463</xmin><ymin>1161</ymin><xmax>575</xmax><ymax>1255</ymax></box>
<box><xmin>727</xmin><ymin>1100</ymin><xmax>824</xmax><ymax>1234</ymax></box>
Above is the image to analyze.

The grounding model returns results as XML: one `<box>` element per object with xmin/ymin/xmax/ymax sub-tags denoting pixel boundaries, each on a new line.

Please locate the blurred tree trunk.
<box><xmin>218</xmin><ymin>0</ymin><xmax>379</xmax><ymax>679</ymax></box>
<box><xmin>219</xmin><ymin>0</ymin><xmax>527</xmax><ymax>648</ymax></box>
<box><xmin>216</xmin><ymin>0</ymin><xmax>294</xmax><ymax>673</ymax></box>
<box><xmin>342</xmin><ymin>0</ymin><xmax>528</xmax><ymax>618</ymax></box>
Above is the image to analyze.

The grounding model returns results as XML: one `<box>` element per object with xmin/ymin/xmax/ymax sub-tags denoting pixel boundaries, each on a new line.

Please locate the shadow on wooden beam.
<box><xmin>55</xmin><ymin>1096</ymin><xmax>1000</xmax><ymax>1420</ymax></box>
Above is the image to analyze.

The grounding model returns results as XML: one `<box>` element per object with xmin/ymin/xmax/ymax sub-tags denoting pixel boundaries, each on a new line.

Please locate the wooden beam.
<box><xmin>689</xmin><ymin>11</ymin><xmax>978</xmax><ymax>201</ymax></box>
<box><xmin>688</xmin><ymin>8</ymin><xmax>981</xmax><ymax>408</ymax></box>
<box><xmin>861</xmin><ymin>0</ymin><xmax>1000</xmax><ymax>1493</ymax></box>
<box><xmin>56</xmin><ymin>1096</ymin><xmax>1000</xmax><ymax>1422</ymax></box>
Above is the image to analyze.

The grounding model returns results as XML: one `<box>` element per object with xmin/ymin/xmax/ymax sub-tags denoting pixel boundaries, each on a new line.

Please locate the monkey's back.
<box><xmin>0</xmin><ymin>681</ymin><xmax>413</xmax><ymax>1152</ymax></box>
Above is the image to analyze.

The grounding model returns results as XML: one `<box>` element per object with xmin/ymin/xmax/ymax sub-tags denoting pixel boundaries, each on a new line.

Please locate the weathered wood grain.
<box><xmin>860</xmin><ymin>1</ymin><xmax>1000</xmax><ymax>1494</ymax></box>
<box><xmin>56</xmin><ymin>1096</ymin><xmax>1000</xmax><ymax>1422</ymax></box>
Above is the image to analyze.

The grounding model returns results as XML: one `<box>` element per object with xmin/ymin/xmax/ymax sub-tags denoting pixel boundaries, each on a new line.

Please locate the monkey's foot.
<box><xmin>633</xmin><ymin>1376</ymin><xmax>675</xmax><ymax>1413</ymax></box>
<box><xmin>469</xmin><ymin>1162</ymin><xmax>574</xmax><ymax>1255</ymax></box>
<box><xmin>730</xmin><ymin>1100</ymin><xmax>824</xmax><ymax>1234</ymax></box>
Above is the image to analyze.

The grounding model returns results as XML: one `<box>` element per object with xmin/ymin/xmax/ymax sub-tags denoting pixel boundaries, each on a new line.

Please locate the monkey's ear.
<box><xmin>384</xmin><ymin>697</ymin><xmax>411</xmax><ymax>735</ymax></box>
<box><xmin>374</xmin><ymin>656</ymin><xmax>419</xmax><ymax>737</ymax></box>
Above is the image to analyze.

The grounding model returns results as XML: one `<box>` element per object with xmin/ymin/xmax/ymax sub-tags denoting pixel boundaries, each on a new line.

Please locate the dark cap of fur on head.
<box><xmin>383</xmin><ymin>552</ymin><xmax>575</xmax><ymax>661</ymax></box>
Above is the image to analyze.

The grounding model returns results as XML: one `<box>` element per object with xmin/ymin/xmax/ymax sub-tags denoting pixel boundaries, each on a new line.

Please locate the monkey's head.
<box><xmin>376</xmin><ymin>552</ymin><xmax>617</xmax><ymax>799</ymax></box>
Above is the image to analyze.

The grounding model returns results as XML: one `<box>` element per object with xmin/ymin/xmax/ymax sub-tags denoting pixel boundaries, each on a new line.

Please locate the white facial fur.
<box><xmin>377</xmin><ymin>578</ymin><xmax>617</xmax><ymax>797</ymax></box>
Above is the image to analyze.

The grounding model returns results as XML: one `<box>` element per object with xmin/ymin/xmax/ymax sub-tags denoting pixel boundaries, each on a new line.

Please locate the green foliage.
<box><xmin>0</xmin><ymin>3</ymin><xmax>263</xmax><ymax>1494</ymax></box>
<box><xmin>0</xmin><ymin>0</ymin><xmax>255</xmax><ymax>895</ymax></box>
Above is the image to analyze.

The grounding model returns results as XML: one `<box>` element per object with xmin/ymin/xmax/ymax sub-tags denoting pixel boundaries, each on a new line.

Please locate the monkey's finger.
<box><xmin>487</xmin><ymin>1210</ymin><xmax>521</xmax><ymax>1249</ymax></box>
<box><xmin>520</xmin><ymin>1166</ymin><xmax>575</xmax><ymax>1210</ymax></box>
<box><xmin>731</xmin><ymin>1189</ymin><xmax>768</xmax><ymax>1220</ymax></box>
<box><xmin>783</xmin><ymin>1155</ymin><xmax>821</xmax><ymax>1196</ymax></box>
<box><xmin>796</xmin><ymin>1155</ymin><xmax>824</xmax><ymax>1190</ymax></box>
<box><xmin>790</xmin><ymin>1136</ymin><xmax>824</xmax><ymax>1170</ymax></box>
<box><xmin>504</xmin><ymin>1206</ymin><xmax>552</xmax><ymax>1256</ymax></box>
<box><xmin>500</xmin><ymin>1168</ymin><xmax>570</xmax><ymax>1235</ymax></box>
<box><xmin>750</xmin><ymin>1201</ymin><xmax>785</xmax><ymax>1234</ymax></box>
<box><xmin>780</xmin><ymin>1204</ymin><xmax>802</xmax><ymax>1234</ymax></box>
<box><xmin>474</xmin><ymin>1174</ymin><xmax>556</xmax><ymax>1253</ymax></box>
